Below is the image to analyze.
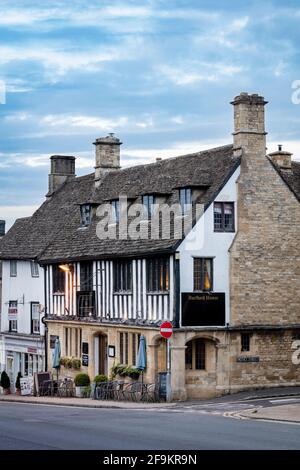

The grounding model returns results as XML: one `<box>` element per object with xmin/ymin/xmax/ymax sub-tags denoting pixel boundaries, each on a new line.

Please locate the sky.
<box><xmin>0</xmin><ymin>0</ymin><xmax>300</xmax><ymax>229</ymax></box>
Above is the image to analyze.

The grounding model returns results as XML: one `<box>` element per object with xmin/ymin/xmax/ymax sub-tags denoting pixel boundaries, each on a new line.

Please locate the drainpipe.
<box><xmin>41</xmin><ymin>266</ymin><xmax>48</xmax><ymax>371</ymax></box>
<box><xmin>174</xmin><ymin>253</ymin><xmax>180</xmax><ymax>329</ymax></box>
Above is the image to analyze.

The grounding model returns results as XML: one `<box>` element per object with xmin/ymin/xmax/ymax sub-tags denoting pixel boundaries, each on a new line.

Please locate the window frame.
<box><xmin>193</xmin><ymin>257</ymin><xmax>214</xmax><ymax>292</ymax></box>
<box><xmin>179</xmin><ymin>187</ymin><xmax>192</xmax><ymax>215</ymax></box>
<box><xmin>80</xmin><ymin>261</ymin><xmax>93</xmax><ymax>291</ymax></box>
<box><xmin>30</xmin><ymin>260</ymin><xmax>39</xmax><ymax>278</ymax></box>
<box><xmin>142</xmin><ymin>194</ymin><xmax>155</xmax><ymax>219</ymax></box>
<box><xmin>214</xmin><ymin>202</ymin><xmax>235</xmax><ymax>233</ymax></box>
<box><xmin>146</xmin><ymin>257</ymin><xmax>170</xmax><ymax>293</ymax></box>
<box><xmin>52</xmin><ymin>264</ymin><xmax>66</xmax><ymax>294</ymax></box>
<box><xmin>8</xmin><ymin>300</ymin><xmax>18</xmax><ymax>332</ymax></box>
<box><xmin>241</xmin><ymin>333</ymin><xmax>251</xmax><ymax>352</ymax></box>
<box><xmin>111</xmin><ymin>200</ymin><xmax>120</xmax><ymax>224</ymax></box>
<box><xmin>10</xmin><ymin>260</ymin><xmax>17</xmax><ymax>277</ymax></box>
<box><xmin>80</xmin><ymin>204</ymin><xmax>92</xmax><ymax>227</ymax></box>
<box><xmin>185</xmin><ymin>339</ymin><xmax>206</xmax><ymax>370</ymax></box>
<box><xmin>31</xmin><ymin>302</ymin><xmax>40</xmax><ymax>334</ymax></box>
<box><xmin>113</xmin><ymin>260</ymin><xmax>132</xmax><ymax>293</ymax></box>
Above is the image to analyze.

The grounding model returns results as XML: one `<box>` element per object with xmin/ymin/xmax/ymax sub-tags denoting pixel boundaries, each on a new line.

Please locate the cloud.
<box><xmin>0</xmin><ymin>205</ymin><xmax>38</xmax><ymax>230</ymax></box>
<box><xmin>158</xmin><ymin>62</ymin><xmax>243</xmax><ymax>86</ymax></box>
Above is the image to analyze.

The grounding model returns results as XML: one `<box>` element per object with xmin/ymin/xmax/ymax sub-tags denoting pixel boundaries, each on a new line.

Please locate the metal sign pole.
<box><xmin>166</xmin><ymin>338</ymin><xmax>171</xmax><ymax>402</ymax></box>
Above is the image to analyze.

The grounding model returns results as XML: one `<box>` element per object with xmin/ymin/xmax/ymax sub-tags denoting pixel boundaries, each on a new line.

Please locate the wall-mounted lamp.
<box><xmin>59</xmin><ymin>264</ymin><xmax>73</xmax><ymax>273</ymax></box>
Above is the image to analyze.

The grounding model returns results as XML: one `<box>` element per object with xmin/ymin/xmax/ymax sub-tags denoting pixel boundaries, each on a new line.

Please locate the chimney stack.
<box><xmin>47</xmin><ymin>155</ymin><xmax>76</xmax><ymax>197</ymax></box>
<box><xmin>0</xmin><ymin>220</ymin><xmax>5</xmax><ymax>237</ymax></box>
<box><xmin>231</xmin><ymin>92</ymin><xmax>268</xmax><ymax>158</ymax></box>
<box><xmin>268</xmin><ymin>145</ymin><xmax>292</xmax><ymax>170</ymax></box>
<box><xmin>93</xmin><ymin>133</ymin><xmax>122</xmax><ymax>187</ymax></box>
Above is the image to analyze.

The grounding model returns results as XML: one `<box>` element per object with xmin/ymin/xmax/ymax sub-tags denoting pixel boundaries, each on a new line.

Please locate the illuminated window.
<box><xmin>193</xmin><ymin>258</ymin><xmax>213</xmax><ymax>291</ymax></box>
<box><xmin>146</xmin><ymin>257</ymin><xmax>169</xmax><ymax>292</ymax></box>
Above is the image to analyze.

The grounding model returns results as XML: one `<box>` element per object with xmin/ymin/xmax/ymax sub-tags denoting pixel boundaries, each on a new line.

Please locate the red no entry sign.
<box><xmin>160</xmin><ymin>321</ymin><xmax>173</xmax><ymax>339</ymax></box>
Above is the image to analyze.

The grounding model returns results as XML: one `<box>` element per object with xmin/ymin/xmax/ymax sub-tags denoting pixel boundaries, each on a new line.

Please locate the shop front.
<box><xmin>2</xmin><ymin>334</ymin><xmax>45</xmax><ymax>391</ymax></box>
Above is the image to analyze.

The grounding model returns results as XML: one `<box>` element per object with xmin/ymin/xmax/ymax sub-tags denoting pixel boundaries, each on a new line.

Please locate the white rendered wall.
<box><xmin>1</xmin><ymin>260</ymin><xmax>45</xmax><ymax>335</ymax></box>
<box><xmin>178</xmin><ymin>166</ymin><xmax>240</xmax><ymax>326</ymax></box>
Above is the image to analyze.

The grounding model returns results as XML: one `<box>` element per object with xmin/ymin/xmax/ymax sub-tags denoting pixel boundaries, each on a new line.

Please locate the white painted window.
<box><xmin>31</xmin><ymin>302</ymin><xmax>40</xmax><ymax>334</ymax></box>
<box><xmin>10</xmin><ymin>260</ymin><xmax>17</xmax><ymax>277</ymax></box>
<box><xmin>30</xmin><ymin>260</ymin><xmax>39</xmax><ymax>277</ymax></box>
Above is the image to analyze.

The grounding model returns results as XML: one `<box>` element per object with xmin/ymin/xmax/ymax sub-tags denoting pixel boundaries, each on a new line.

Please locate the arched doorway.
<box><xmin>94</xmin><ymin>333</ymin><xmax>108</xmax><ymax>376</ymax></box>
<box><xmin>185</xmin><ymin>337</ymin><xmax>217</xmax><ymax>399</ymax></box>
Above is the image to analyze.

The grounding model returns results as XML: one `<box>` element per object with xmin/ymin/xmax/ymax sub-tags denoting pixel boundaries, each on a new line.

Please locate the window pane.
<box><xmin>112</xmin><ymin>200</ymin><xmax>120</xmax><ymax>223</ymax></box>
<box><xmin>81</xmin><ymin>204</ymin><xmax>91</xmax><ymax>226</ymax></box>
<box><xmin>203</xmin><ymin>259</ymin><xmax>212</xmax><ymax>291</ymax></box>
<box><xmin>193</xmin><ymin>259</ymin><xmax>201</xmax><ymax>291</ymax></box>
<box><xmin>195</xmin><ymin>340</ymin><xmax>205</xmax><ymax>370</ymax></box>
<box><xmin>114</xmin><ymin>261</ymin><xmax>132</xmax><ymax>292</ymax></box>
<box><xmin>185</xmin><ymin>342</ymin><xmax>193</xmax><ymax>369</ymax></box>
<box><xmin>31</xmin><ymin>261</ymin><xmax>39</xmax><ymax>277</ymax></box>
<box><xmin>10</xmin><ymin>260</ymin><xmax>17</xmax><ymax>277</ymax></box>
<box><xmin>53</xmin><ymin>264</ymin><xmax>65</xmax><ymax>293</ymax></box>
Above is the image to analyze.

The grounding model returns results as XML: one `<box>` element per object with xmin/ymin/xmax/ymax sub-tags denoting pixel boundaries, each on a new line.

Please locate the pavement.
<box><xmin>240</xmin><ymin>404</ymin><xmax>300</xmax><ymax>423</ymax></box>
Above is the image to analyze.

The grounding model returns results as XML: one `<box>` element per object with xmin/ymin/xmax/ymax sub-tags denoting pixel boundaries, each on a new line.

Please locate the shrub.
<box><xmin>74</xmin><ymin>373</ymin><xmax>90</xmax><ymax>387</ymax></box>
<box><xmin>71</xmin><ymin>358</ymin><xmax>81</xmax><ymax>370</ymax></box>
<box><xmin>111</xmin><ymin>363</ymin><xmax>127</xmax><ymax>378</ymax></box>
<box><xmin>1</xmin><ymin>371</ymin><xmax>11</xmax><ymax>390</ymax></box>
<box><xmin>94</xmin><ymin>374</ymin><xmax>108</xmax><ymax>384</ymax></box>
<box><xmin>125</xmin><ymin>367</ymin><xmax>141</xmax><ymax>380</ymax></box>
<box><xmin>15</xmin><ymin>372</ymin><xmax>22</xmax><ymax>390</ymax></box>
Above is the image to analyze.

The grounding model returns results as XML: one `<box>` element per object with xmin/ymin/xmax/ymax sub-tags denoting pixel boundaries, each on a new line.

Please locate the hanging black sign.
<box><xmin>82</xmin><ymin>354</ymin><xmax>89</xmax><ymax>367</ymax></box>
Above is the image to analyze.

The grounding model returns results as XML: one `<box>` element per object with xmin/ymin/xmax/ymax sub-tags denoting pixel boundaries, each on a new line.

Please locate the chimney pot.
<box><xmin>47</xmin><ymin>155</ymin><xmax>76</xmax><ymax>197</ymax></box>
<box><xmin>268</xmin><ymin>146</ymin><xmax>292</xmax><ymax>169</ymax></box>
<box><xmin>94</xmin><ymin>133</ymin><xmax>122</xmax><ymax>186</ymax></box>
<box><xmin>0</xmin><ymin>220</ymin><xmax>6</xmax><ymax>237</ymax></box>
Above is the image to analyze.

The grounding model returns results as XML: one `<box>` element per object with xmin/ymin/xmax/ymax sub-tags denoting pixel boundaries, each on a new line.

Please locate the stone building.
<box><xmin>0</xmin><ymin>92</ymin><xmax>300</xmax><ymax>399</ymax></box>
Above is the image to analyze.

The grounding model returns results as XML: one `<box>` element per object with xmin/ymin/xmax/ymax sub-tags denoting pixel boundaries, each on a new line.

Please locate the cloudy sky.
<box><xmin>0</xmin><ymin>0</ymin><xmax>300</xmax><ymax>228</ymax></box>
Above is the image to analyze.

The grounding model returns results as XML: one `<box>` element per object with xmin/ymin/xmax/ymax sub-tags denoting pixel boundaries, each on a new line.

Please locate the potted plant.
<box><xmin>1</xmin><ymin>371</ymin><xmax>11</xmax><ymax>395</ymax></box>
<box><xmin>74</xmin><ymin>373</ymin><xmax>90</xmax><ymax>398</ymax></box>
<box><xmin>124</xmin><ymin>367</ymin><xmax>141</xmax><ymax>381</ymax></box>
<box><xmin>94</xmin><ymin>374</ymin><xmax>108</xmax><ymax>384</ymax></box>
<box><xmin>15</xmin><ymin>372</ymin><xmax>22</xmax><ymax>395</ymax></box>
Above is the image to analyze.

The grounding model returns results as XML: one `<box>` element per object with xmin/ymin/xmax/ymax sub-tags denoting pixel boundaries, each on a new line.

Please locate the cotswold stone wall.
<box><xmin>228</xmin><ymin>330</ymin><xmax>300</xmax><ymax>389</ymax></box>
<box><xmin>230</xmin><ymin>94</ymin><xmax>300</xmax><ymax>327</ymax></box>
<box><xmin>230</xmin><ymin>147</ymin><xmax>300</xmax><ymax>326</ymax></box>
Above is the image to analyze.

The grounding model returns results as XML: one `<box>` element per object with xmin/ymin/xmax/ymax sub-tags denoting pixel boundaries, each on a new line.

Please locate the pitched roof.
<box><xmin>0</xmin><ymin>144</ymin><xmax>240</xmax><ymax>262</ymax></box>
<box><xmin>271</xmin><ymin>160</ymin><xmax>300</xmax><ymax>202</ymax></box>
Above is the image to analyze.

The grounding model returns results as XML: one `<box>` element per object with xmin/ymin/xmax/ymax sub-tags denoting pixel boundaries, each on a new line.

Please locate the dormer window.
<box><xmin>111</xmin><ymin>200</ymin><xmax>120</xmax><ymax>223</ymax></box>
<box><xmin>179</xmin><ymin>188</ymin><xmax>192</xmax><ymax>215</ymax></box>
<box><xmin>80</xmin><ymin>204</ymin><xmax>92</xmax><ymax>226</ymax></box>
<box><xmin>142</xmin><ymin>195</ymin><xmax>155</xmax><ymax>219</ymax></box>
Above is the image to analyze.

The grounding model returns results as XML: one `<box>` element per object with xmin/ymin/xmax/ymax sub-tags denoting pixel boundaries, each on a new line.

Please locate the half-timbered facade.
<box><xmin>1</xmin><ymin>92</ymin><xmax>300</xmax><ymax>399</ymax></box>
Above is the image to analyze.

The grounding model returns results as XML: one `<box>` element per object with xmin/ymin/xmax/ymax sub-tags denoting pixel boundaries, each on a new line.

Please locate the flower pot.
<box><xmin>15</xmin><ymin>389</ymin><xmax>21</xmax><ymax>396</ymax></box>
<box><xmin>4</xmin><ymin>388</ymin><xmax>11</xmax><ymax>395</ymax></box>
<box><xmin>75</xmin><ymin>386</ymin><xmax>85</xmax><ymax>398</ymax></box>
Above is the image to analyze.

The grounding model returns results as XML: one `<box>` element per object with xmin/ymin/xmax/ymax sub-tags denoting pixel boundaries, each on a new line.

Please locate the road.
<box><xmin>0</xmin><ymin>400</ymin><xmax>300</xmax><ymax>450</ymax></box>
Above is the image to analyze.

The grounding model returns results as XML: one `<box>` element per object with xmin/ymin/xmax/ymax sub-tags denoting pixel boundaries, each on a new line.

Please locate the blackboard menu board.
<box><xmin>158</xmin><ymin>372</ymin><xmax>167</xmax><ymax>400</ymax></box>
<box><xmin>82</xmin><ymin>354</ymin><xmax>89</xmax><ymax>367</ymax></box>
<box><xmin>34</xmin><ymin>372</ymin><xmax>51</xmax><ymax>396</ymax></box>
